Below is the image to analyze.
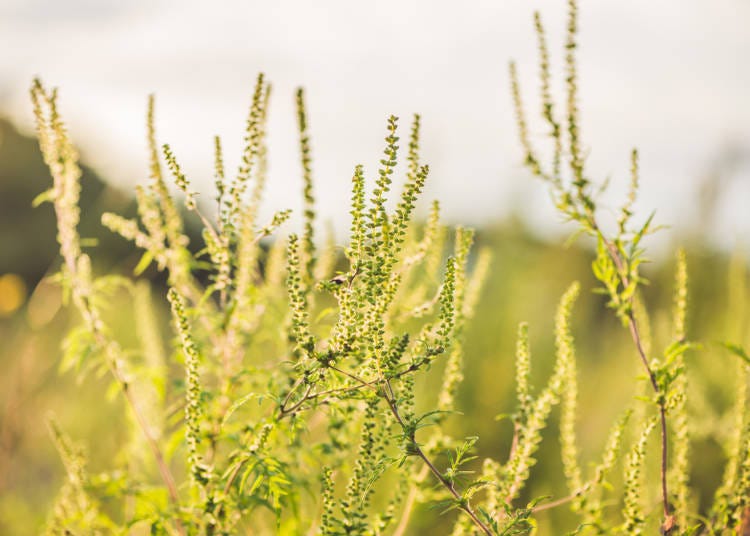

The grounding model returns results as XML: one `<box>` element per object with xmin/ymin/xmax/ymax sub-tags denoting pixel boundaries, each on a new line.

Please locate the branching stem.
<box><xmin>317</xmin><ymin>367</ymin><xmax>494</xmax><ymax>535</ymax></box>
<box><xmin>599</xmin><ymin>232</ymin><xmax>673</xmax><ymax>531</ymax></box>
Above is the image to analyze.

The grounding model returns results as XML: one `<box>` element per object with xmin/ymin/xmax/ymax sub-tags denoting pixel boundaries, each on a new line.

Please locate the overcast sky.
<box><xmin>1</xmin><ymin>0</ymin><xmax>749</xmax><ymax>246</ymax></box>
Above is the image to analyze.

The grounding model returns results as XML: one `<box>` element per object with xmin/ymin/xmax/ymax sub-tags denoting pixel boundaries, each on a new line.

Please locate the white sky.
<box><xmin>1</xmin><ymin>0</ymin><xmax>749</xmax><ymax>246</ymax></box>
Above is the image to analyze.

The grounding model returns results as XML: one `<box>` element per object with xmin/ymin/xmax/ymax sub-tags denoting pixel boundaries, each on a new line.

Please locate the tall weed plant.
<box><xmin>31</xmin><ymin>1</ymin><xmax>750</xmax><ymax>534</ymax></box>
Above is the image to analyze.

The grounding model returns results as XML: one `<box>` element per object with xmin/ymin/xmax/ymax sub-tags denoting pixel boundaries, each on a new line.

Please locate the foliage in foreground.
<box><xmin>29</xmin><ymin>1</ymin><xmax>750</xmax><ymax>534</ymax></box>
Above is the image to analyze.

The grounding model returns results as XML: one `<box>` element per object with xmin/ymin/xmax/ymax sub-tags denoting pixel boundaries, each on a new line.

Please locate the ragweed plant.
<box><xmin>29</xmin><ymin>0</ymin><xmax>750</xmax><ymax>534</ymax></box>
<box><xmin>510</xmin><ymin>0</ymin><xmax>750</xmax><ymax>534</ymax></box>
<box><xmin>32</xmin><ymin>74</ymin><xmax>499</xmax><ymax>534</ymax></box>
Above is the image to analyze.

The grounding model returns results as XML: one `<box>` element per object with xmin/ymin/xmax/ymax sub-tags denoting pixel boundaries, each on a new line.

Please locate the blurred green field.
<box><xmin>0</xmin><ymin>116</ymin><xmax>747</xmax><ymax>534</ymax></box>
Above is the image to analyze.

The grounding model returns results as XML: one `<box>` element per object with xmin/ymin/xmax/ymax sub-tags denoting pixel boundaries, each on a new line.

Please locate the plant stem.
<box><xmin>100</xmin><ymin>345</ymin><xmax>183</xmax><ymax>533</ymax></box>
<box><xmin>532</xmin><ymin>489</ymin><xmax>584</xmax><ymax>513</ymax></box>
<box><xmin>276</xmin><ymin>361</ymin><xmax>430</xmax><ymax>420</ymax></box>
<box><xmin>311</xmin><ymin>366</ymin><xmax>494</xmax><ymax>534</ymax></box>
<box><xmin>601</xmin><ymin>236</ymin><xmax>673</xmax><ymax>532</ymax></box>
<box><xmin>50</xmin><ymin>209</ymin><xmax>183</xmax><ymax>532</ymax></box>
<box><xmin>379</xmin><ymin>380</ymin><xmax>493</xmax><ymax>536</ymax></box>
<box><xmin>392</xmin><ymin>465</ymin><xmax>429</xmax><ymax>536</ymax></box>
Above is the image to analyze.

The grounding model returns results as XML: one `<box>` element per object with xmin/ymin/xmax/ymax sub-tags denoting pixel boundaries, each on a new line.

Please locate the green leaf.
<box><xmin>313</xmin><ymin>307</ymin><xmax>336</xmax><ymax>324</ymax></box>
<box><xmin>246</xmin><ymin>472</ymin><xmax>264</xmax><ymax>496</ymax></box>
<box><xmin>221</xmin><ymin>392</ymin><xmax>260</xmax><ymax>428</ymax></box>
<box><xmin>237</xmin><ymin>459</ymin><xmax>259</xmax><ymax>494</ymax></box>
<box><xmin>134</xmin><ymin>487</ymin><xmax>168</xmax><ymax>518</ymax></box>
<box><xmin>93</xmin><ymin>274</ymin><xmax>133</xmax><ymax>295</ymax></box>
<box><xmin>720</xmin><ymin>341</ymin><xmax>750</xmax><ymax>365</ymax></box>
<box><xmin>563</xmin><ymin>227</ymin><xmax>587</xmax><ymax>248</ymax></box>
<box><xmin>133</xmin><ymin>250</ymin><xmax>155</xmax><ymax>276</ymax></box>
<box><xmin>60</xmin><ymin>326</ymin><xmax>97</xmax><ymax>375</ymax></box>
<box><xmin>31</xmin><ymin>188</ymin><xmax>54</xmax><ymax>207</ymax></box>
<box><xmin>663</xmin><ymin>340</ymin><xmax>692</xmax><ymax>365</ymax></box>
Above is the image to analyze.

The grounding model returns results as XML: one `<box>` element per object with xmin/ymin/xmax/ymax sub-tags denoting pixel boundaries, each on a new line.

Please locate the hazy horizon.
<box><xmin>1</xmin><ymin>0</ymin><xmax>749</xmax><ymax>247</ymax></box>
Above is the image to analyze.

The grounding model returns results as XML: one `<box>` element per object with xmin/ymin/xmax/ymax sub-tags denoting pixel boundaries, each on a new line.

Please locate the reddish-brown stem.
<box><xmin>288</xmin><ymin>365</ymin><xmax>494</xmax><ymax>534</ymax></box>
<box><xmin>382</xmin><ymin>392</ymin><xmax>493</xmax><ymax>536</ymax></box>
<box><xmin>276</xmin><ymin>363</ymin><xmax>425</xmax><ymax>420</ymax></box>
<box><xmin>120</xmin><ymin>378</ymin><xmax>180</xmax><ymax>506</ymax></box>
<box><xmin>90</xmin><ymin>339</ymin><xmax>183</xmax><ymax>536</ymax></box>
<box><xmin>52</xmin><ymin>222</ymin><xmax>184</xmax><ymax>534</ymax></box>
<box><xmin>275</xmin><ymin>363</ymin><xmax>494</xmax><ymax>532</ymax></box>
<box><xmin>532</xmin><ymin>489</ymin><xmax>584</xmax><ymax>513</ymax></box>
<box><xmin>601</xmin><ymin>236</ymin><xmax>672</xmax><ymax>530</ymax></box>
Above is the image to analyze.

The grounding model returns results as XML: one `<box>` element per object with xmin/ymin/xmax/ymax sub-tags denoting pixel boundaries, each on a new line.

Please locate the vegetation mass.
<box><xmin>1</xmin><ymin>1</ymin><xmax>749</xmax><ymax>534</ymax></box>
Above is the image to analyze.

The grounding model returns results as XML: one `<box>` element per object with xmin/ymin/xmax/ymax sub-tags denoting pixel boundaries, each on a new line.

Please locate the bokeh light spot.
<box><xmin>0</xmin><ymin>273</ymin><xmax>27</xmax><ymax>316</ymax></box>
